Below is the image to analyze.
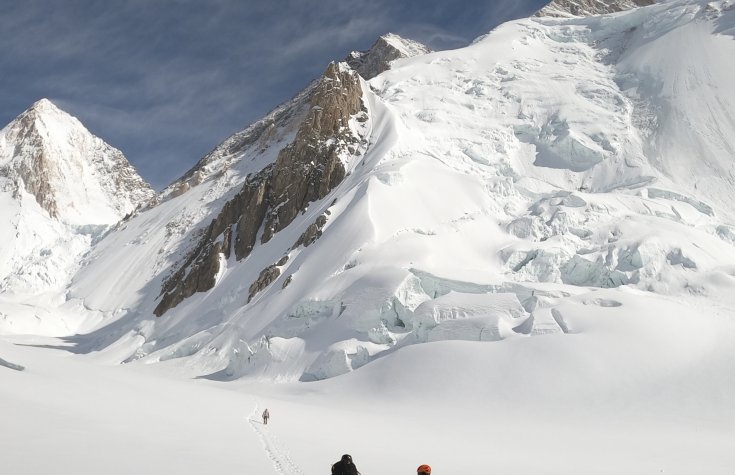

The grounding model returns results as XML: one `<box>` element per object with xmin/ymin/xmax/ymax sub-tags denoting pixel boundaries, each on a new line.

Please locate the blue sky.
<box><xmin>1</xmin><ymin>0</ymin><xmax>547</xmax><ymax>189</ymax></box>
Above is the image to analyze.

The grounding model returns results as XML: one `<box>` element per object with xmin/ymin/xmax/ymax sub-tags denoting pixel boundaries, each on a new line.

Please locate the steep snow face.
<box><xmin>63</xmin><ymin>0</ymin><xmax>735</xmax><ymax>382</ymax></box>
<box><xmin>0</xmin><ymin>99</ymin><xmax>155</xmax><ymax>226</ymax></box>
<box><xmin>614</xmin><ymin>3</ymin><xmax>735</xmax><ymax>207</ymax></box>
<box><xmin>0</xmin><ymin>99</ymin><xmax>154</xmax><ymax>331</ymax></box>
<box><xmin>346</xmin><ymin>33</ymin><xmax>430</xmax><ymax>80</ymax></box>
<box><xmin>537</xmin><ymin>0</ymin><xmax>655</xmax><ymax>17</ymax></box>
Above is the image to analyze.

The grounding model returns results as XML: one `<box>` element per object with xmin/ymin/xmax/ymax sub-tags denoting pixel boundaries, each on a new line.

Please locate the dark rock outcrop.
<box><xmin>345</xmin><ymin>33</ymin><xmax>430</xmax><ymax>80</ymax></box>
<box><xmin>248</xmin><ymin>265</ymin><xmax>281</xmax><ymax>302</ymax></box>
<box><xmin>261</xmin><ymin>62</ymin><xmax>364</xmax><ymax>243</ymax></box>
<box><xmin>155</xmin><ymin>62</ymin><xmax>366</xmax><ymax>316</ymax></box>
<box><xmin>248</xmin><ymin>255</ymin><xmax>290</xmax><ymax>302</ymax></box>
<box><xmin>293</xmin><ymin>214</ymin><xmax>328</xmax><ymax>249</ymax></box>
<box><xmin>154</xmin><ymin>169</ymin><xmax>270</xmax><ymax>316</ymax></box>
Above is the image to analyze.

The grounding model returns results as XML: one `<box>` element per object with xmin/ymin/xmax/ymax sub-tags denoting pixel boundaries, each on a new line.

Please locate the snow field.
<box><xmin>4</xmin><ymin>285</ymin><xmax>734</xmax><ymax>475</ymax></box>
<box><xmin>0</xmin><ymin>337</ymin><xmax>272</xmax><ymax>474</ymax></box>
<box><xmin>2</xmin><ymin>1</ymin><xmax>735</xmax><ymax>472</ymax></box>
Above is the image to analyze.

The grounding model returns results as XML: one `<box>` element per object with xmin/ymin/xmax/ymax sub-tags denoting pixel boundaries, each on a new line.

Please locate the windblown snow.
<box><xmin>2</xmin><ymin>1</ymin><xmax>735</xmax><ymax>473</ymax></box>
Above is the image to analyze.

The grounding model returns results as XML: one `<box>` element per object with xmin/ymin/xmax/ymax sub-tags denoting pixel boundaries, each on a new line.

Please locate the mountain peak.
<box><xmin>0</xmin><ymin>100</ymin><xmax>155</xmax><ymax>226</ymax></box>
<box><xmin>378</xmin><ymin>32</ymin><xmax>430</xmax><ymax>56</ymax></box>
<box><xmin>346</xmin><ymin>32</ymin><xmax>430</xmax><ymax>80</ymax></box>
<box><xmin>536</xmin><ymin>0</ymin><xmax>655</xmax><ymax>17</ymax></box>
<box><xmin>23</xmin><ymin>98</ymin><xmax>76</xmax><ymax>126</ymax></box>
<box><xmin>29</xmin><ymin>97</ymin><xmax>60</xmax><ymax>112</ymax></box>
<box><xmin>13</xmin><ymin>98</ymin><xmax>88</xmax><ymax>143</ymax></box>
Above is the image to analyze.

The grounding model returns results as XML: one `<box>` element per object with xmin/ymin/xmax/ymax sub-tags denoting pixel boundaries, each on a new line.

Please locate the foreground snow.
<box><xmin>3</xmin><ymin>286</ymin><xmax>734</xmax><ymax>474</ymax></box>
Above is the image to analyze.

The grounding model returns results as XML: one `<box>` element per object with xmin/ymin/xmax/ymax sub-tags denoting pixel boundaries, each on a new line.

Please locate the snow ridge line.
<box><xmin>248</xmin><ymin>404</ymin><xmax>305</xmax><ymax>475</ymax></box>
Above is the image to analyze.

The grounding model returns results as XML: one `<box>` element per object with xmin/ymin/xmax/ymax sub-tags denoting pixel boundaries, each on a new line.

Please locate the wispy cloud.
<box><xmin>0</xmin><ymin>0</ymin><xmax>546</xmax><ymax>189</ymax></box>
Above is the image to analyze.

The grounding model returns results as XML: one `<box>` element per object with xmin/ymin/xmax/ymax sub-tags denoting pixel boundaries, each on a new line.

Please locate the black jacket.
<box><xmin>331</xmin><ymin>461</ymin><xmax>360</xmax><ymax>475</ymax></box>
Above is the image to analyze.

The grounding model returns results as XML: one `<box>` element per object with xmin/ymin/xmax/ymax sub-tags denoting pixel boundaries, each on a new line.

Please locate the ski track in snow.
<box><xmin>248</xmin><ymin>404</ymin><xmax>305</xmax><ymax>475</ymax></box>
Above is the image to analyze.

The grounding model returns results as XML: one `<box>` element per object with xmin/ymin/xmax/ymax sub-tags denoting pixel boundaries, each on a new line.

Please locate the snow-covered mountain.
<box><xmin>5</xmin><ymin>1</ymin><xmax>735</xmax><ymax>381</ymax></box>
<box><xmin>160</xmin><ymin>32</ymin><xmax>430</xmax><ymax>201</ymax></box>
<box><xmin>0</xmin><ymin>99</ymin><xmax>154</xmax><ymax>226</ymax></box>
<box><xmin>32</xmin><ymin>0</ymin><xmax>730</xmax><ymax>386</ymax></box>
<box><xmin>3</xmin><ymin>2</ymin><xmax>735</xmax><ymax>472</ymax></box>
<box><xmin>0</xmin><ymin>99</ymin><xmax>154</xmax><ymax>333</ymax></box>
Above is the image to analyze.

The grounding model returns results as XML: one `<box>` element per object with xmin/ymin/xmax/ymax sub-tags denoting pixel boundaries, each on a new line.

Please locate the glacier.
<box><xmin>2</xmin><ymin>1</ymin><xmax>735</xmax><ymax>473</ymax></box>
<box><xmin>49</xmin><ymin>0</ymin><xmax>735</xmax><ymax>383</ymax></box>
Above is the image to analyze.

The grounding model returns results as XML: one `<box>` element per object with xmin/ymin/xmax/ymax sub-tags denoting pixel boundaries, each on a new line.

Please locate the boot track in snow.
<box><xmin>248</xmin><ymin>404</ymin><xmax>305</xmax><ymax>475</ymax></box>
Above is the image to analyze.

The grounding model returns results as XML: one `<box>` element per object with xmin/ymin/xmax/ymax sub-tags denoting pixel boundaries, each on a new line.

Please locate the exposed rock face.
<box><xmin>261</xmin><ymin>62</ymin><xmax>364</xmax><ymax>243</ymax></box>
<box><xmin>536</xmin><ymin>0</ymin><xmax>654</xmax><ymax>17</ymax></box>
<box><xmin>155</xmin><ymin>63</ymin><xmax>366</xmax><ymax>316</ymax></box>
<box><xmin>248</xmin><ymin>256</ymin><xmax>289</xmax><ymax>302</ymax></box>
<box><xmin>293</xmin><ymin>214</ymin><xmax>328</xmax><ymax>249</ymax></box>
<box><xmin>346</xmin><ymin>33</ymin><xmax>430</xmax><ymax>80</ymax></box>
<box><xmin>153</xmin><ymin>169</ymin><xmax>270</xmax><ymax>316</ymax></box>
<box><xmin>160</xmin><ymin>82</ymin><xmax>316</xmax><ymax>201</ymax></box>
<box><xmin>153</xmin><ymin>234</ymin><xmax>226</xmax><ymax>317</ymax></box>
<box><xmin>248</xmin><ymin>265</ymin><xmax>281</xmax><ymax>302</ymax></box>
<box><xmin>0</xmin><ymin>99</ymin><xmax>155</xmax><ymax>225</ymax></box>
<box><xmin>10</xmin><ymin>145</ymin><xmax>59</xmax><ymax>218</ymax></box>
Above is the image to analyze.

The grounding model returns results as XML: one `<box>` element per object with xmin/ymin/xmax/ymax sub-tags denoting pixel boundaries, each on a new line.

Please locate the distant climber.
<box><xmin>262</xmin><ymin>408</ymin><xmax>270</xmax><ymax>425</ymax></box>
<box><xmin>417</xmin><ymin>464</ymin><xmax>431</xmax><ymax>475</ymax></box>
<box><xmin>331</xmin><ymin>454</ymin><xmax>360</xmax><ymax>475</ymax></box>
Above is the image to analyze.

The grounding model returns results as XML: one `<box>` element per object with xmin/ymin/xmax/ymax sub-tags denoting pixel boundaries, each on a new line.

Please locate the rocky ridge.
<box><xmin>154</xmin><ymin>62</ymin><xmax>367</xmax><ymax>316</ymax></box>
<box><xmin>161</xmin><ymin>84</ymin><xmax>317</xmax><ymax>201</ymax></box>
<box><xmin>160</xmin><ymin>33</ymin><xmax>428</xmax><ymax>205</ymax></box>
<box><xmin>152</xmin><ymin>33</ymin><xmax>430</xmax><ymax>316</ymax></box>
<box><xmin>536</xmin><ymin>0</ymin><xmax>655</xmax><ymax>17</ymax></box>
<box><xmin>346</xmin><ymin>33</ymin><xmax>430</xmax><ymax>80</ymax></box>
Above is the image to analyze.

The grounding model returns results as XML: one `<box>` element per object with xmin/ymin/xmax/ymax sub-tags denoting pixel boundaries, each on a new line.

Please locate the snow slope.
<box><xmin>2</xmin><ymin>289</ymin><xmax>734</xmax><ymax>474</ymax></box>
<box><xmin>0</xmin><ymin>337</ymin><xmax>270</xmax><ymax>474</ymax></box>
<box><xmin>2</xmin><ymin>1</ymin><xmax>735</xmax><ymax>473</ymax></box>
<box><xmin>59</xmin><ymin>0</ymin><xmax>735</xmax><ymax>382</ymax></box>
